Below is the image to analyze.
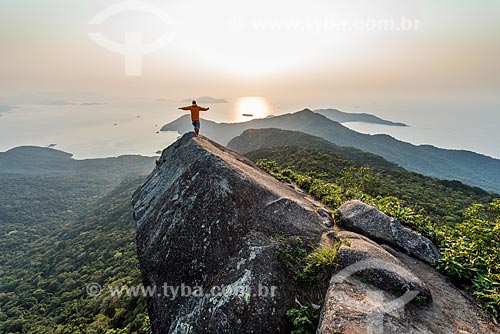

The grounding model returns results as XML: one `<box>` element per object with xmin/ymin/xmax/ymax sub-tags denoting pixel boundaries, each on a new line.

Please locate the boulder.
<box><xmin>318</xmin><ymin>241</ymin><xmax>500</xmax><ymax>334</ymax></box>
<box><xmin>318</xmin><ymin>230</ymin><xmax>428</xmax><ymax>334</ymax></box>
<box><xmin>319</xmin><ymin>277</ymin><xmax>423</xmax><ymax>334</ymax></box>
<box><xmin>335</xmin><ymin>231</ymin><xmax>431</xmax><ymax>301</ymax></box>
<box><xmin>131</xmin><ymin>133</ymin><xmax>329</xmax><ymax>334</ymax></box>
<box><xmin>338</xmin><ymin>200</ymin><xmax>441</xmax><ymax>265</ymax></box>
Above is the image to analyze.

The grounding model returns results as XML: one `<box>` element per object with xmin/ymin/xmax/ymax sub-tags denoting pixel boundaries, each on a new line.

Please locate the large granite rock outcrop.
<box><xmin>131</xmin><ymin>133</ymin><xmax>329</xmax><ymax>333</ymax></box>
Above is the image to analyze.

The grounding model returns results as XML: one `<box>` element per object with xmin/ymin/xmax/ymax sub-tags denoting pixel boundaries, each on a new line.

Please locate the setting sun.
<box><xmin>236</xmin><ymin>97</ymin><xmax>269</xmax><ymax>122</ymax></box>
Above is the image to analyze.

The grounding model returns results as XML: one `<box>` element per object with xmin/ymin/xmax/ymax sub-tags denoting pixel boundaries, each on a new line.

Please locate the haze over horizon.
<box><xmin>1</xmin><ymin>1</ymin><xmax>499</xmax><ymax>102</ymax></box>
<box><xmin>1</xmin><ymin>0</ymin><xmax>499</xmax><ymax>158</ymax></box>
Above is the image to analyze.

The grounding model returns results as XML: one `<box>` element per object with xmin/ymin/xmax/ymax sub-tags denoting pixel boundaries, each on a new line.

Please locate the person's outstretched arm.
<box><xmin>200</xmin><ymin>106</ymin><xmax>210</xmax><ymax>111</ymax></box>
<box><xmin>178</xmin><ymin>106</ymin><xmax>191</xmax><ymax>110</ymax></box>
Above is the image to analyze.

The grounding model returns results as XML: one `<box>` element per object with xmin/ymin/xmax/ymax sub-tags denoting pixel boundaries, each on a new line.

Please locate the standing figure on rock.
<box><xmin>178</xmin><ymin>100</ymin><xmax>209</xmax><ymax>137</ymax></box>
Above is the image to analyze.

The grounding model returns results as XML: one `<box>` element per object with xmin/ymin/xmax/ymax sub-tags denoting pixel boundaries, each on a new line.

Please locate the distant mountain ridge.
<box><xmin>181</xmin><ymin>96</ymin><xmax>228</xmax><ymax>104</ymax></box>
<box><xmin>228</xmin><ymin>128</ymin><xmax>495</xmax><ymax>222</ymax></box>
<box><xmin>0</xmin><ymin>105</ymin><xmax>17</xmax><ymax>112</ymax></box>
<box><xmin>0</xmin><ymin>146</ymin><xmax>155</xmax><ymax>177</ymax></box>
<box><xmin>161</xmin><ymin>109</ymin><xmax>500</xmax><ymax>193</ymax></box>
<box><xmin>314</xmin><ymin>108</ymin><xmax>408</xmax><ymax>126</ymax></box>
<box><xmin>228</xmin><ymin>128</ymin><xmax>398</xmax><ymax>169</ymax></box>
<box><xmin>79</xmin><ymin>102</ymin><xmax>107</xmax><ymax>106</ymax></box>
<box><xmin>0</xmin><ymin>94</ymin><xmax>74</xmax><ymax>106</ymax></box>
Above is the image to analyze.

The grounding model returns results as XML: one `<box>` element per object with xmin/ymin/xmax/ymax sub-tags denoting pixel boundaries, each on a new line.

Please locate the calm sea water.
<box><xmin>0</xmin><ymin>97</ymin><xmax>273</xmax><ymax>159</ymax></box>
<box><xmin>340</xmin><ymin>102</ymin><xmax>500</xmax><ymax>160</ymax></box>
<box><xmin>0</xmin><ymin>96</ymin><xmax>499</xmax><ymax>159</ymax></box>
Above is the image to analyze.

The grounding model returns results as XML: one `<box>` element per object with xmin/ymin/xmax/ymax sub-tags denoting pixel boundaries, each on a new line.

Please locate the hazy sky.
<box><xmin>1</xmin><ymin>0</ymin><xmax>499</xmax><ymax>105</ymax></box>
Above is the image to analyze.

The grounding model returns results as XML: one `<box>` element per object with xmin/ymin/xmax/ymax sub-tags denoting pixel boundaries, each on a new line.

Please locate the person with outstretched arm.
<box><xmin>178</xmin><ymin>100</ymin><xmax>209</xmax><ymax>137</ymax></box>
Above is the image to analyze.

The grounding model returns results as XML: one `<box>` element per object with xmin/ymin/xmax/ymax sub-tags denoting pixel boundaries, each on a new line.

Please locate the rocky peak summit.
<box><xmin>132</xmin><ymin>133</ymin><xmax>330</xmax><ymax>333</ymax></box>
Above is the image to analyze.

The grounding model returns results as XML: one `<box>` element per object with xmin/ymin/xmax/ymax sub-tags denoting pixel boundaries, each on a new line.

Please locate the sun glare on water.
<box><xmin>236</xmin><ymin>97</ymin><xmax>269</xmax><ymax>122</ymax></box>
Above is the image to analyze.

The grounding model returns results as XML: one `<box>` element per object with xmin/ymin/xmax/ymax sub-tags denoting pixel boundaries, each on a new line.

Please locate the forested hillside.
<box><xmin>255</xmin><ymin>156</ymin><xmax>500</xmax><ymax>319</ymax></box>
<box><xmin>0</xmin><ymin>148</ymin><xmax>155</xmax><ymax>334</ymax></box>
<box><xmin>0</xmin><ymin>174</ymin><xmax>150</xmax><ymax>334</ymax></box>
<box><xmin>229</xmin><ymin>129</ymin><xmax>496</xmax><ymax>223</ymax></box>
<box><xmin>228</xmin><ymin>128</ymin><xmax>397</xmax><ymax>169</ymax></box>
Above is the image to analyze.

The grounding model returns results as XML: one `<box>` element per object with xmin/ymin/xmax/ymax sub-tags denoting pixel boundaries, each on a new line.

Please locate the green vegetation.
<box><xmin>228</xmin><ymin>128</ymin><xmax>397</xmax><ymax>169</ymax></box>
<box><xmin>302</xmin><ymin>242</ymin><xmax>350</xmax><ymax>282</ymax></box>
<box><xmin>438</xmin><ymin>201</ymin><xmax>500</xmax><ymax>316</ymax></box>
<box><xmin>275</xmin><ymin>236</ymin><xmax>346</xmax><ymax>333</ymax></box>
<box><xmin>0</xmin><ymin>172</ymin><xmax>151</xmax><ymax>333</ymax></box>
<box><xmin>275</xmin><ymin>237</ymin><xmax>345</xmax><ymax>283</ymax></box>
<box><xmin>286</xmin><ymin>304</ymin><xmax>321</xmax><ymax>334</ymax></box>
<box><xmin>256</xmin><ymin>156</ymin><xmax>500</xmax><ymax>319</ymax></box>
<box><xmin>249</xmin><ymin>147</ymin><xmax>496</xmax><ymax>224</ymax></box>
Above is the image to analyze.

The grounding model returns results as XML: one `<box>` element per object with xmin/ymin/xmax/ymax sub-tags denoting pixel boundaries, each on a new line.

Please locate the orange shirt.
<box><xmin>180</xmin><ymin>104</ymin><xmax>209</xmax><ymax>121</ymax></box>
